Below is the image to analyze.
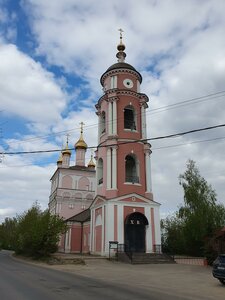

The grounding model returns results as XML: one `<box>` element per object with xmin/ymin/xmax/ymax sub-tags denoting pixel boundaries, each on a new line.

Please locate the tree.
<box><xmin>0</xmin><ymin>217</ymin><xmax>18</xmax><ymax>250</ymax></box>
<box><xmin>161</xmin><ymin>215</ymin><xmax>186</xmax><ymax>254</ymax></box>
<box><xmin>162</xmin><ymin>160</ymin><xmax>225</xmax><ymax>257</ymax></box>
<box><xmin>0</xmin><ymin>203</ymin><xmax>67</xmax><ymax>258</ymax></box>
<box><xmin>15</xmin><ymin>203</ymin><xmax>67</xmax><ymax>258</ymax></box>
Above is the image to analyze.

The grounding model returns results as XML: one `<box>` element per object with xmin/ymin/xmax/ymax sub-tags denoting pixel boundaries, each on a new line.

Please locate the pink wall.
<box><xmin>82</xmin><ymin>223</ymin><xmax>90</xmax><ymax>253</ymax></box>
<box><xmin>78</xmin><ymin>177</ymin><xmax>90</xmax><ymax>190</ymax></box>
<box><xmin>71</xmin><ymin>224</ymin><xmax>82</xmax><ymax>252</ymax></box>
<box><xmin>95</xmin><ymin>226</ymin><xmax>102</xmax><ymax>252</ymax></box>
<box><xmin>94</xmin><ymin>207</ymin><xmax>102</xmax><ymax>252</ymax></box>
<box><xmin>62</xmin><ymin>175</ymin><xmax>73</xmax><ymax>189</ymax></box>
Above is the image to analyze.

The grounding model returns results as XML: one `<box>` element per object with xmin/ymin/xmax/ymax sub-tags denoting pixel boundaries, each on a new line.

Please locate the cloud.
<box><xmin>0</xmin><ymin>207</ymin><xmax>15</xmax><ymax>216</ymax></box>
<box><xmin>0</xmin><ymin>43</ymin><xmax>66</xmax><ymax>126</ymax></box>
<box><xmin>1</xmin><ymin>0</ymin><xmax>225</xmax><ymax>224</ymax></box>
<box><xmin>0</xmin><ymin>162</ymin><xmax>55</xmax><ymax>223</ymax></box>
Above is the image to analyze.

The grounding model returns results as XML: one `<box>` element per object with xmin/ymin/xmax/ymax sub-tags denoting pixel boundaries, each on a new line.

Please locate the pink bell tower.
<box><xmin>90</xmin><ymin>31</ymin><xmax>161</xmax><ymax>256</ymax></box>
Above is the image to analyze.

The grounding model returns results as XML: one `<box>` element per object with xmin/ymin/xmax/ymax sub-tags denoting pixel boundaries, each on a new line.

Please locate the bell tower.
<box><xmin>95</xmin><ymin>30</ymin><xmax>153</xmax><ymax>200</ymax></box>
<box><xmin>90</xmin><ymin>31</ymin><xmax>161</xmax><ymax>255</ymax></box>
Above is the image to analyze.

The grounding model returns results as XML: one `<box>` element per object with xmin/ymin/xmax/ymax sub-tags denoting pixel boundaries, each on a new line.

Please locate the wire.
<box><xmin>1</xmin><ymin>123</ymin><xmax>225</xmax><ymax>155</ymax></box>
<box><xmin>2</xmin><ymin>134</ymin><xmax>225</xmax><ymax>168</ymax></box>
<box><xmin>3</xmin><ymin>90</ymin><xmax>225</xmax><ymax>146</ymax></box>
<box><xmin>152</xmin><ymin>135</ymin><xmax>225</xmax><ymax>150</ymax></box>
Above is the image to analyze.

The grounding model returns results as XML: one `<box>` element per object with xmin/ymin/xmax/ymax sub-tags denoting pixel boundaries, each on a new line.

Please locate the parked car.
<box><xmin>212</xmin><ymin>254</ymin><xmax>225</xmax><ymax>285</ymax></box>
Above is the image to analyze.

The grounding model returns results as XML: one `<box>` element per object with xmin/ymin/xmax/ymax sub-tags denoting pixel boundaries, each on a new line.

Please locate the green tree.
<box><xmin>0</xmin><ymin>203</ymin><xmax>67</xmax><ymax>258</ymax></box>
<box><xmin>15</xmin><ymin>203</ymin><xmax>67</xmax><ymax>258</ymax></box>
<box><xmin>161</xmin><ymin>215</ymin><xmax>186</xmax><ymax>254</ymax></box>
<box><xmin>0</xmin><ymin>217</ymin><xmax>18</xmax><ymax>250</ymax></box>
<box><xmin>162</xmin><ymin>160</ymin><xmax>225</xmax><ymax>257</ymax></box>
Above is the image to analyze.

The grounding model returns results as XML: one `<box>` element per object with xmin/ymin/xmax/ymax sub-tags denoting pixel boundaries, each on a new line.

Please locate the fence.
<box><xmin>173</xmin><ymin>255</ymin><xmax>208</xmax><ymax>266</ymax></box>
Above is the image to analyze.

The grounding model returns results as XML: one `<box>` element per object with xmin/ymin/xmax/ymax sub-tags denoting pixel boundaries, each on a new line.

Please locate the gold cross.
<box><xmin>80</xmin><ymin>121</ymin><xmax>85</xmax><ymax>133</ymax></box>
<box><xmin>66</xmin><ymin>133</ymin><xmax>70</xmax><ymax>145</ymax></box>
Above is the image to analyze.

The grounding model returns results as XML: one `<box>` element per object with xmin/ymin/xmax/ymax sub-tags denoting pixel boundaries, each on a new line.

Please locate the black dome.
<box><xmin>100</xmin><ymin>62</ymin><xmax>142</xmax><ymax>85</ymax></box>
<box><xmin>107</xmin><ymin>62</ymin><xmax>137</xmax><ymax>72</ymax></box>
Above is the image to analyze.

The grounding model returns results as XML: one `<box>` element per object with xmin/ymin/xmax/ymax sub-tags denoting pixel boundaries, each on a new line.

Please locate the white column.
<box><xmin>106</xmin><ymin>148</ymin><xmax>112</xmax><ymax>189</ymax></box>
<box><xmin>117</xmin><ymin>205</ymin><xmax>123</xmax><ymax>243</ymax></box>
<box><xmin>137</xmin><ymin>80</ymin><xmax>140</xmax><ymax>93</ymax></box>
<box><xmin>141</xmin><ymin>104</ymin><xmax>147</xmax><ymax>139</ymax></box>
<box><xmin>65</xmin><ymin>226</ymin><xmax>71</xmax><ymax>253</ymax></box>
<box><xmin>112</xmin><ymin>147</ymin><xmax>117</xmax><ymax>189</ymax></box>
<box><xmin>145</xmin><ymin>151</ymin><xmax>152</xmax><ymax>192</ymax></box>
<box><xmin>101</xmin><ymin>205</ymin><xmax>105</xmax><ymax>254</ymax></box>
<box><xmin>114</xmin><ymin>76</ymin><xmax>117</xmax><ymax>88</ymax></box>
<box><xmin>105</xmin><ymin>203</ymin><xmax>114</xmax><ymax>255</ymax></box>
<box><xmin>154</xmin><ymin>207</ymin><xmax>161</xmax><ymax>246</ymax></box>
<box><xmin>149</xmin><ymin>156</ymin><xmax>153</xmax><ymax>192</ymax></box>
<box><xmin>108</xmin><ymin>102</ymin><xmax>112</xmax><ymax>135</ymax></box>
<box><xmin>95</xmin><ymin>160</ymin><xmax>99</xmax><ymax>190</ymax></box>
<box><xmin>145</xmin><ymin>207</ymin><xmax>152</xmax><ymax>253</ymax></box>
<box><xmin>112</xmin><ymin>100</ymin><xmax>117</xmax><ymax>135</ymax></box>
<box><xmin>90</xmin><ymin>209</ymin><xmax>93</xmax><ymax>252</ymax></box>
<box><xmin>98</xmin><ymin>113</ymin><xmax>101</xmax><ymax>143</ymax></box>
<box><xmin>91</xmin><ymin>209</ymin><xmax>95</xmax><ymax>253</ymax></box>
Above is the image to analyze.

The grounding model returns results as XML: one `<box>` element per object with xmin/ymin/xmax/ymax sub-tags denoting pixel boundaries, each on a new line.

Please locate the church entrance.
<box><xmin>124</xmin><ymin>212</ymin><xmax>149</xmax><ymax>253</ymax></box>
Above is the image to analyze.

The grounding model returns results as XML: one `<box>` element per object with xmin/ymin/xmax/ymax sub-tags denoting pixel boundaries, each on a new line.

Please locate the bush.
<box><xmin>0</xmin><ymin>203</ymin><xmax>67</xmax><ymax>258</ymax></box>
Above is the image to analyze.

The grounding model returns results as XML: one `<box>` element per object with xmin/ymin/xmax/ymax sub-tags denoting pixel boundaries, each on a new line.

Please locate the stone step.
<box><xmin>118</xmin><ymin>252</ymin><xmax>175</xmax><ymax>264</ymax></box>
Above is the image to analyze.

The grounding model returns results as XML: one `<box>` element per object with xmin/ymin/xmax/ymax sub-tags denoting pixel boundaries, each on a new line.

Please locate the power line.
<box><xmin>2</xmin><ymin>134</ymin><xmax>225</xmax><ymax>169</ymax></box>
<box><xmin>147</xmin><ymin>91</ymin><xmax>225</xmax><ymax>115</ymax></box>
<box><xmin>152</xmin><ymin>135</ymin><xmax>225</xmax><ymax>150</ymax></box>
<box><xmin>3</xmin><ymin>90</ymin><xmax>225</xmax><ymax>146</ymax></box>
<box><xmin>1</xmin><ymin>123</ymin><xmax>225</xmax><ymax>155</ymax></box>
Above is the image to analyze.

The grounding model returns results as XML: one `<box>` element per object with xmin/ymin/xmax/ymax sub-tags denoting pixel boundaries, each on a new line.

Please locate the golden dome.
<box><xmin>62</xmin><ymin>142</ymin><xmax>71</xmax><ymax>155</ymax></box>
<box><xmin>75</xmin><ymin>132</ymin><xmax>87</xmax><ymax>150</ymax></box>
<box><xmin>88</xmin><ymin>154</ymin><xmax>95</xmax><ymax>168</ymax></box>
<box><xmin>57</xmin><ymin>152</ymin><xmax>63</xmax><ymax>164</ymax></box>
<box><xmin>75</xmin><ymin>122</ymin><xmax>88</xmax><ymax>150</ymax></box>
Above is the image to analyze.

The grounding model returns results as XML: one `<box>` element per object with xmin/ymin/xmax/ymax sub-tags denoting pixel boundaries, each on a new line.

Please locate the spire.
<box><xmin>75</xmin><ymin>122</ymin><xmax>87</xmax><ymax>150</ymax></box>
<box><xmin>62</xmin><ymin>134</ymin><xmax>71</xmax><ymax>155</ymax></box>
<box><xmin>116</xmin><ymin>28</ymin><xmax>126</xmax><ymax>62</ymax></box>
<box><xmin>88</xmin><ymin>151</ymin><xmax>95</xmax><ymax>169</ymax></box>
<box><xmin>75</xmin><ymin>122</ymin><xmax>87</xmax><ymax>166</ymax></box>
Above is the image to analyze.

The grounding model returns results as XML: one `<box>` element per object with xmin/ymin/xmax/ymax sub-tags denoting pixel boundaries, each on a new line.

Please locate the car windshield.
<box><xmin>219</xmin><ymin>256</ymin><xmax>225</xmax><ymax>263</ymax></box>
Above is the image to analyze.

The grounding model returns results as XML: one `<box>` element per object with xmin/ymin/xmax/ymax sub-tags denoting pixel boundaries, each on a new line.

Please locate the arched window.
<box><xmin>125</xmin><ymin>154</ymin><xmax>139</xmax><ymax>183</ymax></box>
<box><xmin>124</xmin><ymin>105</ymin><xmax>136</xmax><ymax>130</ymax></box>
<box><xmin>97</xmin><ymin>158</ymin><xmax>103</xmax><ymax>185</ymax></box>
<box><xmin>100</xmin><ymin>111</ymin><xmax>106</xmax><ymax>134</ymax></box>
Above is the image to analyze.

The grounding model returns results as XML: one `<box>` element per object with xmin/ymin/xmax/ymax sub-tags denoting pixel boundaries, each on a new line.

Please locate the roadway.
<box><xmin>0</xmin><ymin>250</ymin><xmax>224</xmax><ymax>300</ymax></box>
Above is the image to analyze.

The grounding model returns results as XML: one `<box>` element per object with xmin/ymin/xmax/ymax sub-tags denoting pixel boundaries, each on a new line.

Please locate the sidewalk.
<box><xmin>47</xmin><ymin>256</ymin><xmax>224</xmax><ymax>300</ymax></box>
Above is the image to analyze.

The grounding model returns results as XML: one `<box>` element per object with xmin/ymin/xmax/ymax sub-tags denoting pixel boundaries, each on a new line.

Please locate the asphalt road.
<box><xmin>0</xmin><ymin>250</ymin><xmax>224</xmax><ymax>300</ymax></box>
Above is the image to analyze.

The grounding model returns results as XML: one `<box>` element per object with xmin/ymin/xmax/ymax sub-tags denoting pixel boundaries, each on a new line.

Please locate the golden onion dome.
<box><xmin>75</xmin><ymin>132</ymin><xmax>87</xmax><ymax>150</ymax></box>
<box><xmin>57</xmin><ymin>152</ymin><xmax>63</xmax><ymax>164</ymax></box>
<box><xmin>88</xmin><ymin>154</ymin><xmax>95</xmax><ymax>168</ymax></box>
<box><xmin>62</xmin><ymin>142</ymin><xmax>71</xmax><ymax>155</ymax></box>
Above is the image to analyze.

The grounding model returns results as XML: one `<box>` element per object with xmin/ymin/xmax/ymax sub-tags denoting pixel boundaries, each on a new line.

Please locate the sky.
<box><xmin>0</xmin><ymin>0</ymin><xmax>225</xmax><ymax>223</ymax></box>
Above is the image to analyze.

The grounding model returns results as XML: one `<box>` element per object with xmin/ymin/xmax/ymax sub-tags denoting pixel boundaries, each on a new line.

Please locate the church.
<box><xmin>49</xmin><ymin>33</ymin><xmax>161</xmax><ymax>256</ymax></box>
